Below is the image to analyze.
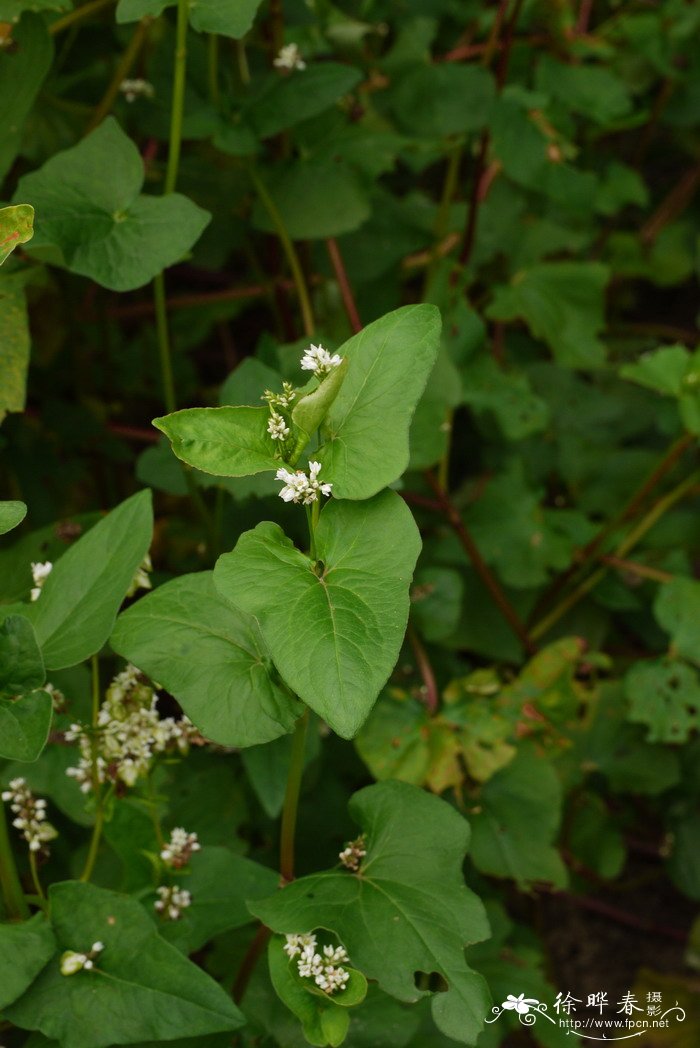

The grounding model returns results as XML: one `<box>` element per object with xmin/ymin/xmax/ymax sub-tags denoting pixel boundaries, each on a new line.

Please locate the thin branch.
<box><xmin>641</xmin><ymin>164</ymin><xmax>700</xmax><ymax>245</ymax></box>
<box><xmin>424</xmin><ymin>471</ymin><xmax>536</xmax><ymax>655</ymax></box>
<box><xmin>232</xmin><ymin>924</ymin><xmax>272</xmax><ymax>1003</ymax></box>
<box><xmin>600</xmin><ymin>555</ymin><xmax>673</xmax><ymax>584</ymax></box>
<box><xmin>550</xmin><ymin>891</ymin><xmax>687</xmax><ymax>943</ymax></box>
<box><xmin>407</xmin><ymin>623</ymin><xmax>439</xmax><ymax>714</ymax></box>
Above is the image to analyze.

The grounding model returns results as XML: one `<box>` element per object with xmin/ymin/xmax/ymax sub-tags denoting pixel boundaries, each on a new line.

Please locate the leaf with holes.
<box><xmin>625</xmin><ymin>658</ymin><xmax>700</xmax><ymax>743</ymax></box>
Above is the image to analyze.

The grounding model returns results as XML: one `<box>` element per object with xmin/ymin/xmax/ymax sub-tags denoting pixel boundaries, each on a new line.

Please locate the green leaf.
<box><xmin>487</xmin><ymin>263</ymin><xmax>610</xmax><ymax>369</ymax></box>
<box><xmin>220</xmin><ymin>357</ymin><xmax>282</xmax><ymax>406</ymax></box>
<box><xmin>0</xmin><ymin>205</ymin><xmax>35</xmax><ymax>266</ymax></box>
<box><xmin>0</xmin><ymin>0</ymin><xmax>68</xmax><ymax>13</ymax></box>
<box><xmin>566</xmin><ymin>792</ymin><xmax>625</xmax><ymax>880</ymax></box>
<box><xmin>5</xmin><ymin>881</ymin><xmax>244</xmax><ymax>1048</ymax></box>
<box><xmin>0</xmin><ymin>270</ymin><xmax>32</xmax><ymax>420</ymax></box>
<box><xmin>461</xmin><ymin>354</ymin><xmax>549</xmax><ymax>441</ymax></box>
<box><xmin>251</xmin><ymin>780</ymin><xmax>491</xmax><ymax>1045</ymax></box>
<box><xmin>117</xmin><ymin>0</ymin><xmax>262</xmax><ymax>36</ymax></box>
<box><xmin>153</xmin><ymin>406</ymin><xmax>282</xmax><ymax>477</ymax></box>
<box><xmin>0</xmin><ymin>15</ymin><xmax>52</xmax><ymax>184</ymax></box>
<box><xmin>620</xmin><ymin>344</ymin><xmax>689</xmax><ymax>397</ymax></box>
<box><xmin>292</xmin><ymin>358</ymin><xmax>349</xmax><ymax>442</ymax></box>
<box><xmin>14</xmin><ymin>118</ymin><xmax>210</xmax><ymax>292</ymax></box>
<box><xmin>535</xmin><ymin>56</ymin><xmax>632</xmax><ymax>126</ymax></box>
<box><xmin>316</xmin><ymin>305</ymin><xmax>442</xmax><ymax>499</ymax></box>
<box><xmin>0</xmin><ymin>913</ymin><xmax>56</xmax><ymax>1009</ymax></box>
<box><xmin>390</xmin><ymin>64</ymin><xmax>495</xmax><ymax>137</ymax></box>
<box><xmin>0</xmin><ymin>614</ymin><xmax>45</xmax><ymax>696</ymax></box>
<box><xmin>249</xmin><ymin>64</ymin><xmax>363</xmax><ymax>139</ymax></box>
<box><xmin>0</xmin><ymin>689</ymin><xmax>52</xmax><ymax>761</ymax></box>
<box><xmin>469</xmin><ymin>749</ymin><xmax>567</xmax><ymax>889</ymax></box>
<box><xmin>154</xmin><ymin>846</ymin><xmax>279</xmax><ymax>953</ymax></box>
<box><xmin>269</xmin><ymin>935</ymin><xmax>366</xmax><ymax>1046</ymax></box>
<box><xmin>625</xmin><ymin>658</ymin><xmax>700</xmax><ymax>744</ymax></box>
<box><xmin>252</xmin><ymin>160</ymin><xmax>370</xmax><ymax>240</ymax></box>
<box><xmin>29</xmin><ymin>490</ymin><xmax>153</xmax><ymax>670</ymax></box>
<box><xmin>654</xmin><ymin>576</ymin><xmax>700</xmax><ymax>663</ymax></box>
<box><xmin>411</xmin><ymin>567</ymin><xmax>463</xmax><ymax>643</ymax></box>
<box><xmin>408</xmin><ymin>346</ymin><xmax>463</xmax><ymax>470</ymax></box>
<box><xmin>0</xmin><ymin>499</ymin><xmax>27</xmax><ymax>535</ymax></box>
<box><xmin>111</xmin><ymin>571</ymin><xmax>302</xmax><ymax>747</ymax></box>
<box><xmin>214</xmin><ymin>491</ymin><xmax>421</xmax><ymax>738</ymax></box>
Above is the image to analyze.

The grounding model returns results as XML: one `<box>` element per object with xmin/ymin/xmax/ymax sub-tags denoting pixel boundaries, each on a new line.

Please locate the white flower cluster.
<box><xmin>126</xmin><ymin>553</ymin><xmax>153</xmax><ymax>598</ymax></box>
<box><xmin>273</xmin><ymin>43</ymin><xmax>306</xmax><ymax>71</ymax></box>
<box><xmin>339</xmin><ymin>834</ymin><xmax>367</xmax><ymax>871</ymax></box>
<box><xmin>60</xmin><ymin>941</ymin><xmax>104</xmax><ymax>976</ymax></box>
<box><xmin>300</xmin><ymin>343</ymin><xmax>343</xmax><ymax>379</ymax></box>
<box><xmin>155</xmin><ymin>885</ymin><xmax>192</xmax><ymax>921</ymax></box>
<box><xmin>1</xmin><ymin>778</ymin><xmax>57</xmax><ymax>854</ymax></box>
<box><xmin>276</xmin><ymin>461</ymin><xmax>332</xmax><ymax>505</ymax></box>
<box><xmin>160</xmin><ymin>827</ymin><xmax>200</xmax><ymax>869</ymax></box>
<box><xmin>284</xmin><ymin>933</ymin><xmax>351</xmax><ymax>995</ymax></box>
<box><xmin>30</xmin><ymin>560</ymin><xmax>52</xmax><ymax>602</ymax></box>
<box><xmin>65</xmin><ymin>664</ymin><xmax>197</xmax><ymax>792</ymax></box>
<box><xmin>267</xmin><ymin>411</ymin><xmax>290</xmax><ymax>441</ymax></box>
<box><xmin>119</xmin><ymin>78</ymin><xmax>154</xmax><ymax>102</ymax></box>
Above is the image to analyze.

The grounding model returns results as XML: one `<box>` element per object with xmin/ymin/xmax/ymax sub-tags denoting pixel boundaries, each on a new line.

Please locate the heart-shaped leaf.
<box><xmin>252</xmin><ymin>780</ymin><xmax>491</xmax><ymax>1045</ymax></box>
<box><xmin>214</xmin><ymin>491</ymin><xmax>421</xmax><ymax>738</ymax></box>
<box><xmin>111</xmin><ymin>571</ymin><xmax>301</xmax><ymax>747</ymax></box>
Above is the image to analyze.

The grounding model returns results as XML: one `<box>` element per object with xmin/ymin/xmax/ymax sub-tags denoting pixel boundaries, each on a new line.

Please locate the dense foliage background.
<box><xmin>1</xmin><ymin>0</ymin><xmax>700</xmax><ymax>1045</ymax></box>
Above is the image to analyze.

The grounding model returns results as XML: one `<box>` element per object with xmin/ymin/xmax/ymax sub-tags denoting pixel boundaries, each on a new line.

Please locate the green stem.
<box><xmin>86</xmin><ymin>17</ymin><xmax>152</xmax><ymax>134</ymax></box>
<box><xmin>248</xmin><ymin>165</ymin><xmax>315</xmax><ymax>338</ymax></box>
<box><xmin>0</xmin><ymin>800</ymin><xmax>29</xmax><ymax>920</ymax></box>
<box><xmin>531</xmin><ymin>470</ymin><xmax>700</xmax><ymax>641</ymax></box>
<box><xmin>279</xmin><ymin>709</ymin><xmax>309</xmax><ymax>884</ymax></box>
<box><xmin>424</xmin><ymin>143</ymin><xmax>462</xmax><ymax>297</ymax></box>
<box><xmin>80</xmin><ymin>806</ymin><xmax>105</xmax><ymax>883</ymax></box>
<box><xmin>153</xmin><ymin>272</ymin><xmax>177</xmax><ymax>415</ymax></box>
<box><xmin>49</xmin><ymin>0</ymin><xmax>115</xmax><ymax>35</ymax></box>
<box><xmin>236</xmin><ymin>38</ymin><xmax>251</xmax><ymax>87</ymax></box>
<box><xmin>165</xmin><ymin>0</ymin><xmax>189</xmax><ymax>195</ymax></box>
<box><xmin>29</xmin><ymin>851</ymin><xmax>45</xmax><ymax>902</ymax></box>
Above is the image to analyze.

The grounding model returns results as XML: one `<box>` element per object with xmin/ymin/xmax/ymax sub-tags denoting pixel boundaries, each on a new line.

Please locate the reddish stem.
<box><xmin>407</xmin><ymin>623</ymin><xmax>439</xmax><ymax>714</ymax></box>
<box><xmin>325</xmin><ymin>238</ymin><xmax>362</xmax><ymax>334</ymax></box>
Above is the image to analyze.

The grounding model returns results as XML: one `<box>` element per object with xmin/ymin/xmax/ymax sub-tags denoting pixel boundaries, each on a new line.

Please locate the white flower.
<box><xmin>339</xmin><ymin>835</ymin><xmax>366</xmax><ymax>871</ymax></box>
<box><xmin>30</xmin><ymin>561</ymin><xmax>52</xmax><ymax>602</ymax></box>
<box><xmin>273</xmin><ymin>43</ymin><xmax>306</xmax><ymax>71</ymax></box>
<box><xmin>119</xmin><ymin>78</ymin><xmax>154</xmax><ymax>102</ymax></box>
<box><xmin>283</xmin><ymin>933</ymin><xmax>352</xmax><ymax>995</ymax></box>
<box><xmin>155</xmin><ymin>885</ymin><xmax>192</xmax><ymax>921</ymax></box>
<box><xmin>126</xmin><ymin>553</ymin><xmax>152</xmax><ymax>597</ymax></box>
<box><xmin>60</xmin><ymin>941</ymin><xmax>103</xmax><ymax>976</ymax></box>
<box><xmin>160</xmin><ymin>827</ymin><xmax>200</xmax><ymax>869</ymax></box>
<box><xmin>267</xmin><ymin>411</ymin><xmax>290</xmax><ymax>441</ymax></box>
<box><xmin>276</xmin><ymin>461</ymin><xmax>332</xmax><ymax>505</ymax></box>
<box><xmin>300</xmin><ymin>343</ymin><xmax>342</xmax><ymax>378</ymax></box>
<box><xmin>2</xmin><ymin>778</ymin><xmax>57</xmax><ymax>855</ymax></box>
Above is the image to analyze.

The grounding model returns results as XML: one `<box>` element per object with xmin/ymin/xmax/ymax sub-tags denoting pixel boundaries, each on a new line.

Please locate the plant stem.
<box><xmin>0</xmin><ymin>800</ymin><xmax>29</xmax><ymax>920</ymax></box>
<box><xmin>153</xmin><ymin>272</ymin><xmax>177</xmax><ymax>414</ymax></box>
<box><xmin>29</xmin><ymin>851</ymin><xmax>46</xmax><ymax>902</ymax></box>
<box><xmin>424</xmin><ymin>471</ymin><xmax>536</xmax><ymax>654</ymax></box>
<box><xmin>86</xmin><ymin>17</ymin><xmax>152</xmax><ymax>133</ymax></box>
<box><xmin>326</xmin><ymin>238</ymin><xmax>362</xmax><ymax>333</ymax></box>
<box><xmin>80</xmin><ymin>806</ymin><xmax>105</xmax><ymax>883</ymax></box>
<box><xmin>49</xmin><ymin>0</ymin><xmax>115</xmax><ymax>35</ymax></box>
<box><xmin>248</xmin><ymin>165</ymin><xmax>315</xmax><ymax>338</ymax></box>
<box><xmin>407</xmin><ymin>623</ymin><xmax>439</xmax><ymax>714</ymax></box>
<box><xmin>531</xmin><ymin>470</ymin><xmax>700</xmax><ymax>641</ymax></box>
<box><xmin>165</xmin><ymin>0</ymin><xmax>189</xmax><ymax>195</ymax></box>
<box><xmin>424</xmin><ymin>142</ymin><xmax>462</xmax><ymax>295</ymax></box>
<box><xmin>279</xmin><ymin>709</ymin><xmax>309</xmax><ymax>885</ymax></box>
<box><xmin>232</xmin><ymin>923</ymin><xmax>272</xmax><ymax>1003</ymax></box>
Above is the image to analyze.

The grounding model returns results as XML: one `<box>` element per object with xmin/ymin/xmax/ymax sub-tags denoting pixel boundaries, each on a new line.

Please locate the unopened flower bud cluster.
<box><xmin>160</xmin><ymin>827</ymin><xmax>200</xmax><ymax>869</ymax></box>
<box><xmin>119</xmin><ymin>78</ymin><xmax>154</xmax><ymax>102</ymax></box>
<box><xmin>126</xmin><ymin>552</ymin><xmax>153</xmax><ymax>597</ymax></box>
<box><xmin>1</xmin><ymin>778</ymin><xmax>57</xmax><ymax>854</ymax></box>
<box><xmin>284</xmin><ymin>933</ymin><xmax>351</xmax><ymax>995</ymax></box>
<box><xmin>65</xmin><ymin>664</ymin><xmax>198</xmax><ymax>792</ymax></box>
<box><xmin>339</xmin><ymin>834</ymin><xmax>367</xmax><ymax>871</ymax></box>
<box><xmin>155</xmin><ymin>885</ymin><xmax>192</xmax><ymax>921</ymax></box>
<box><xmin>60</xmin><ymin>941</ymin><xmax>104</xmax><ymax>976</ymax></box>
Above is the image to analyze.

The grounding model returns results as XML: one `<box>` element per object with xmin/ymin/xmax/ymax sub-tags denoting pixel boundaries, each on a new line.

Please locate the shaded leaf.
<box><xmin>0</xmin><ymin>913</ymin><xmax>56</xmax><ymax>1010</ymax></box>
<box><xmin>0</xmin><ymin>688</ymin><xmax>52</xmax><ymax>761</ymax></box>
<box><xmin>0</xmin><ymin>499</ymin><xmax>27</xmax><ymax>535</ymax></box>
